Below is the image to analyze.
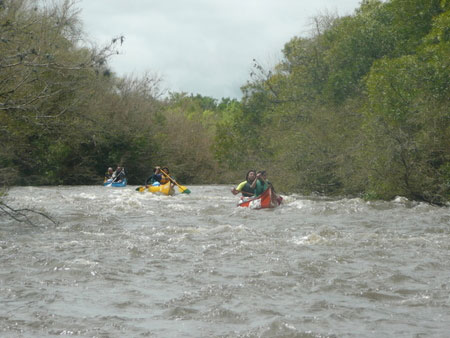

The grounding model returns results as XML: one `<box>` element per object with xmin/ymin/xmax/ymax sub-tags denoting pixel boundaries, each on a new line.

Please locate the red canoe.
<box><xmin>238</xmin><ymin>187</ymin><xmax>283</xmax><ymax>209</ymax></box>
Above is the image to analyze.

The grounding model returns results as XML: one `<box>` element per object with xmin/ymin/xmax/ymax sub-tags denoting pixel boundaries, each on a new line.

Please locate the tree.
<box><xmin>363</xmin><ymin>5</ymin><xmax>450</xmax><ymax>204</ymax></box>
<box><xmin>0</xmin><ymin>0</ymin><xmax>124</xmax><ymax>184</ymax></box>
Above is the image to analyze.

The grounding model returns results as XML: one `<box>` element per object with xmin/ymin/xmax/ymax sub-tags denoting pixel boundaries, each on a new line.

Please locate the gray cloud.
<box><xmin>78</xmin><ymin>0</ymin><xmax>362</xmax><ymax>99</ymax></box>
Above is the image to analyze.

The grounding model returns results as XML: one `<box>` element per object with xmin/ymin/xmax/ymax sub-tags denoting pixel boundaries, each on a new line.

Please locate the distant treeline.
<box><xmin>1</xmin><ymin>0</ymin><xmax>449</xmax><ymax>204</ymax></box>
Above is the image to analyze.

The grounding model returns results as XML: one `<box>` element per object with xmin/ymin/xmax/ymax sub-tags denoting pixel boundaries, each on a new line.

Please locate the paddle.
<box><xmin>104</xmin><ymin>176</ymin><xmax>114</xmax><ymax>187</ymax></box>
<box><xmin>160</xmin><ymin>170</ymin><xmax>191</xmax><ymax>194</ymax></box>
<box><xmin>114</xmin><ymin>168</ymin><xmax>126</xmax><ymax>182</ymax></box>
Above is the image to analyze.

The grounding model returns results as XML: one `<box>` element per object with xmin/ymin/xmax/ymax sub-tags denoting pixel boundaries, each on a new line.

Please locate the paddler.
<box><xmin>251</xmin><ymin>170</ymin><xmax>271</xmax><ymax>197</ymax></box>
<box><xmin>160</xmin><ymin>167</ymin><xmax>175</xmax><ymax>189</ymax></box>
<box><xmin>231</xmin><ymin>170</ymin><xmax>256</xmax><ymax>198</ymax></box>
<box><xmin>145</xmin><ymin>166</ymin><xmax>162</xmax><ymax>187</ymax></box>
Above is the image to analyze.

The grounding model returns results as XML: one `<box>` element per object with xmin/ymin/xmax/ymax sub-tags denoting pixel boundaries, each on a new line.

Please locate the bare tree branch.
<box><xmin>0</xmin><ymin>201</ymin><xmax>57</xmax><ymax>226</ymax></box>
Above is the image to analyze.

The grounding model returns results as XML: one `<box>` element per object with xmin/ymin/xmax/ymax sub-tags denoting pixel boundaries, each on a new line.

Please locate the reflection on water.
<box><xmin>1</xmin><ymin>185</ymin><xmax>449</xmax><ymax>337</ymax></box>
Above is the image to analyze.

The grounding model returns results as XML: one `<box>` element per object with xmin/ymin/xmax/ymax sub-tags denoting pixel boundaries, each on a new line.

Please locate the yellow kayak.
<box><xmin>136</xmin><ymin>182</ymin><xmax>175</xmax><ymax>195</ymax></box>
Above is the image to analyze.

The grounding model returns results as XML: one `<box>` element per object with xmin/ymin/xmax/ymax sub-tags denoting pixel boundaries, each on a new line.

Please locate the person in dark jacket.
<box><xmin>112</xmin><ymin>166</ymin><xmax>126</xmax><ymax>182</ymax></box>
<box><xmin>145</xmin><ymin>166</ymin><xmax>162</xmax><ymax>187</ymax></box>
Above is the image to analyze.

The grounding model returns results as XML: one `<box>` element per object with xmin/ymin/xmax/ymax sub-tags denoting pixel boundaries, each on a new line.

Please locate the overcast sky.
<box><xmin>77</xmin><ymin>0</ymin><xmax>362</xmax><ymax>99</ymax></box>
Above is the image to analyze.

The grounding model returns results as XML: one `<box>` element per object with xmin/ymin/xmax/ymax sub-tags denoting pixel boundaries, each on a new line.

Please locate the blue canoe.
<box><xmin>103</xmin><ymin>178</ymin><xmax>127</xmax><ymax>187</ymax></box>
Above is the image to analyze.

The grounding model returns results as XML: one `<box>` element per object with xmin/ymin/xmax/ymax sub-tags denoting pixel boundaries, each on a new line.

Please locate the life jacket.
<box><xmin>241</xmin><ymin>182</ymin><xmax>255</xmax><ymax>197</ymax></box>
<box><xmin>160</xmin><ymin>176</ymin><xmax>170</xmax><ymax>184</ymax></box>
<box><xmin>254</xmin><ymin>179</ymin><xmax>270</xmax><ymax>197</ymax></box>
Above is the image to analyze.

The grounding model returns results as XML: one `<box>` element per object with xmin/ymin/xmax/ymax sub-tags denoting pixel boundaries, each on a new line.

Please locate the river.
<box><xmin>1</xmin><ymin>185</ymin><xmax>449</xmax><ymax>337</ymax></box>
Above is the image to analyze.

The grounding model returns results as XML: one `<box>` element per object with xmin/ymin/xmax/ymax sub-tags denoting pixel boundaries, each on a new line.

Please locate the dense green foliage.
<box><xmin>214</xmin><ymin>0</ymin><xmax>449</xmax><ymax>204</ymax></box>
<box><xmin>1</xmin><ymin>0</ymin><xmax>449</xmax><ymax>204</ymax></box>
<box><xmin>0</xmin><ymin>0</ymin><xmax>228</xmax><ymax>186</ymax></box>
